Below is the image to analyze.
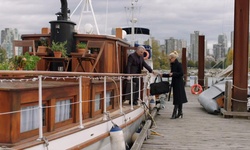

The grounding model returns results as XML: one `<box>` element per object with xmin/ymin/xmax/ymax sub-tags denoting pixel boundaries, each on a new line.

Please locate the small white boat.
<box><xmin>198</xmin><ymin>80</ymin><xmax>227</xmax><ymax>114</ymax></box>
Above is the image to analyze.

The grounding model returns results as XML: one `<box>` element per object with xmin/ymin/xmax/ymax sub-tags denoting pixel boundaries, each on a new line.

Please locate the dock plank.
<box><xmin>141</xmin><ymin>87</ymin><xmax>250</xmax><ymax>150</ymax></box>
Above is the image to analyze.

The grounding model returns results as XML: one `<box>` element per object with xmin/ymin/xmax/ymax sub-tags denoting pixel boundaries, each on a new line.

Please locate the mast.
<box><xmin>70</xmin><ymin>0</ymin><xmax>100</xmax><ymax>34</ymax></box>
<box><xmin>130</xmin><ymin>0</ymin><xmax>136</xmax><ymax>47</ymax></box>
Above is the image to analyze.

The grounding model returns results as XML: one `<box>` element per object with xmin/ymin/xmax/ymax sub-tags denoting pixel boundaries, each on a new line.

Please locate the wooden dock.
<box><xmin>141</xmin><ymin>87</ymin><xmax>250</xmax><ymax>150</ymax></box>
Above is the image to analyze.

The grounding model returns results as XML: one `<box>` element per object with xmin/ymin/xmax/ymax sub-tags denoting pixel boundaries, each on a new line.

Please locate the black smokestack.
<box><xmin>60</xmin><ymin>0</ymin><xmax>68</xmax><ymax>20</ymax></box>
<box><xmin>50</xmin><ymin>0</ymin><xmax>76</xmax><ymax>71</ymax></box>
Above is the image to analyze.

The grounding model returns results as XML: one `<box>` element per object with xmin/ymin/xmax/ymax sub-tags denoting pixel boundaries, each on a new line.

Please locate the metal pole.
<box><xmin>131</xmin><ymin>0</ymin><xmax>135</xmax><ymax>47</ymax></box>
<box><xmin>130</xmin><ymin>77</ymin><xmax>134</xmax><ymax>110</ymax></box>
<box><xmin>103</xmin><ymin>76</ymin><xmax>107</xmax><ymax>120</ymax></box>
<box><xmin>120</xmin><ymin>77</ymin><xmax>123</xmax><ymax>114</ymax></box>
<box><xmin>89</xmin><ymin>0</ymin><xmax>100</xmax><ymax>34</ymax></box>
<box><xmin>232</xmin><ymin>0</ymin><xmax>249</xmax><ymax>111</ymax></box>
<box><xmin>38</xmin><ymin>75</ymin><xmax>43</xmax><ymax>139</ymax></box>
<box><xmin>138</xmin><ymin>77</ymin><xmax>141</xmax><ymax>101</ymax></box>
<box><xmin>198</xmin><ymin>35</ymin><xmax>205</xmax><ymax>88</ymax></box>
<box><xmin>79</xmin><ymin>76</ymin><xmax>84</xmax><ymax>128</ymax></box>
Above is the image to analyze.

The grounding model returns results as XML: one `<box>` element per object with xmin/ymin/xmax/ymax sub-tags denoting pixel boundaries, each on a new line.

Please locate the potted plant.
<box><xmin>91</xmin><ymin>48</ymin><xmax>99</xmax><ymax>57</ymax></box>
<box><xmin>22</xmin><ymin>52</ymin><xmax>41</xmax><ymax>70</ymax></box>
<box><xmin>38</xmin><ymin>37</ymin><xmax>48</xmax><ymax>53</ymax></box>
<box><xmin>10</xmin><ymin>52</ymin><xmax>41</xmax><ymax>70</ymax></box>
<box><xmin>49</xmin><ymin>41</ymin><xmax>67</xmax><ymax>57</ymax></box>
<box><xmin>0</xmin><ymin>61</ymin><xmax>11</xmax><ymax>70</ymax></box>
<box><xmin>76</xmin><ymin>42</ymin><xmax>87</xmax><ymax>55</ymax></box>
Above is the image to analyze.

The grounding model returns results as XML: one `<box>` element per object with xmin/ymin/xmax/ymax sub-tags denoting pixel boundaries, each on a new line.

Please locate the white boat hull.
<box><xmin>25</xmin><ymin>107</ymin><xmax>145</xmax><ymax>150</ymax></box>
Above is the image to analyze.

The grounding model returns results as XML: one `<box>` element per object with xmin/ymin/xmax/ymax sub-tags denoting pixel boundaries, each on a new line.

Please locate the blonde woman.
<box><xmin>160</xmin><ymin>51</ymin><xmax>187</xmax><ymax>119</ymax></box>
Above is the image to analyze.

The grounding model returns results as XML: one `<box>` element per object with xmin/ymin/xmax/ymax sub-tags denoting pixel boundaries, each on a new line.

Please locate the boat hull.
<box><xmin>24</xmin><ymin>107</ymin><xmax>145</xmax><ymax>150</ymax></box>
<box><xmin>198</xmin><ymin>80</ymin><xmax>227</xmax><ymax>114</ymax></box>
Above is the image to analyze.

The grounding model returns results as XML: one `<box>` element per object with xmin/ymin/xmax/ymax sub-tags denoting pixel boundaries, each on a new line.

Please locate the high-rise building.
<box><xmin>1</xmin><ymin>28</ymin><xmax>21</xmax><ymax>58</ymax></box>
<box><xmin>230</xmin><ymin>31</ymin><xmax>234</xmax><ymax>50</ymax></box>
<box><xmin>189</xmin><ymin>31</ymin><xmax>199</xmax><ymax>62</ymax></box>
<box><xmin>165</xmin><ymin>37</ymin><xmax>187</xmax><ymax>60</ymax></box>
<box><xmin>213</xmin><ymin>44</ymin><xmax>223</xmax><ymax>61</ymax></box>
<box><xmin>218</xmin><ymin>34</ymin><xmax>228</xmax><ymax>56</ymax></box>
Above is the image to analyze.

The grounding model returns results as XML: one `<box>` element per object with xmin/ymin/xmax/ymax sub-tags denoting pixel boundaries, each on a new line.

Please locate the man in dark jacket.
<box><xmin>126</xmin><ymin>45</ymin><xmax>154</xmax><ymax>105</ymax></box>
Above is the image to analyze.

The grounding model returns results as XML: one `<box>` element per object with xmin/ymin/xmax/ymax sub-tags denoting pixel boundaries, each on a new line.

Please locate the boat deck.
<box><xmin>141</xmin><ymin>87</ymin><xmax>250</xmax><ymax>150</ymax></box>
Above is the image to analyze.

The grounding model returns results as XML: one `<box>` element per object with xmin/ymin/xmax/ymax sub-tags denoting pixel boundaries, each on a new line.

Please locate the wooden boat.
<box><xmin>0</xmin><ymin>71</ymin><xmax>150</xmax><ymax>150</ymax></box>
<box><xmin>0</xmin><ymin>1</ymin><xmax>153</xmax><ymax>149</ymax></box>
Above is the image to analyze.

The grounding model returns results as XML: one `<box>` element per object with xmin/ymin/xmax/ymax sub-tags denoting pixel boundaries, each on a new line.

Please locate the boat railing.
<box><xmin>0</xmin><ymin>70</ymin><xmax>150</xmax><ymax>142</ymax></box>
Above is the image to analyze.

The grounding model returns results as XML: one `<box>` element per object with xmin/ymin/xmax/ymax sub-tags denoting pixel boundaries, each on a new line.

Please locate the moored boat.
<box><xmin>0</xmin><ymin>0</ymin><xmax>154</xmax><ymax>149</ymax></box>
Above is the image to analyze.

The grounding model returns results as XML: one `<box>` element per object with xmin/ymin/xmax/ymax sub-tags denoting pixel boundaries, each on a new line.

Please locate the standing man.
<box><xmin>126</xmin><ymin>45</ymin><xmax>154</xmax><ymax>105</ymax></box>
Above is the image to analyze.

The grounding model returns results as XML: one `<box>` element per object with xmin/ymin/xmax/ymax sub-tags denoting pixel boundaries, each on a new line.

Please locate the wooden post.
<box><xmin>224</xmin><ymin>81</ymin><xmax>232</xmax><ymax>112</ymax></box>
<box><xmin>232</xmin><ymin>0</ymin><xmax>249</xmax><ymax>111</ymax></box>
<box><xmin>182</xmin><ymin>48</ymin><xmax>187</xmax><ymax>86</ymax></box>
<box><xmin>198</xmin><ymin>35</ymin><xmax>205</xmax><ymax>88</ymax></box>
<box><xmin>205</xmin><ymin>76</ymin><xmax>208</xmax><ymax>90</ymax></box>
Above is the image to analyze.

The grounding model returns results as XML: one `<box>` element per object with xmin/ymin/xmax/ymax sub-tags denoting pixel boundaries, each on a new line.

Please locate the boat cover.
<box><xmin>198</xmin><ymin>80</ymin><xmax>227</xmax><ymax>114</ymax></box>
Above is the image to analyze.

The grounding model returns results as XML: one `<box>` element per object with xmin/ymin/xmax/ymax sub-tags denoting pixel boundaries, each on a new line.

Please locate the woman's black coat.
<box><xmin>163</xmin><ymin>59</ymin><xmax>187</xmax><ymax>105</ymax></box>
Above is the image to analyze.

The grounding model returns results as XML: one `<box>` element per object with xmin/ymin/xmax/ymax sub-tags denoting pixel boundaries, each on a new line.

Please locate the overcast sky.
<box><xmin>0</xmin><ymin>0</ymin><xmax>234</xmax><ymax>49</ymax></box>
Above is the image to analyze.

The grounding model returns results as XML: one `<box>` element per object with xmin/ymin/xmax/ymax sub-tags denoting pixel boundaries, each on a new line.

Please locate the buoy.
<box><xmin>191</xmin><ymin>84</ymin><xmax>203</xmax><ymax>95</ymax></box>
<box><xmin>131</xmin><ymin>128</ymin><xmax>142</xmax><ymax>143</ymax></box>
<box><xmin>143</xmin><ymin>50</ymin><xmax>149</xmax><ymax>60</ymax></box>
<box><xmin>110</xmin><ymin>125</ymin><xmax>126</xmax><ymax>150</ymax></box>
<box><xmin>149</xmin><ymin>99</ymin><xmax>155</xmax><ymax>110</ymax></box>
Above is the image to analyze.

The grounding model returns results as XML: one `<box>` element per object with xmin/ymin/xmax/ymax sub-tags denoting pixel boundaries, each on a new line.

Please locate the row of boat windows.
<box><xmin>20</xmin><ymin>91</ymin><xmax>113</xmax><ymax>133</ymax></box>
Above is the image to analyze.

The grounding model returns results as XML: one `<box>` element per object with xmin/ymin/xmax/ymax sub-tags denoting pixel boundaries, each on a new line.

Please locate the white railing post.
<box><xmin>79</xmin><ymin>76</ymin><xmax>84</xmax><ymax>128</ymax></box>
<box><xmin>143</xmin><ymin>75</ymin><xmax>148</xmax><ymax>103</ymax></box>
<box><xmin>138</xmin><ymin>76</ymin><xmax>141</xmax><ymax>102</ymax></box>
<box><xmin>120</xmin><ymin>76</ymin><xmax>123</xmax><ymax>114</ymax></box>
<box><xmin>103</xmin><ymin>76</ymin><xmax>107</xmax><ymax>120</ymax></box>
<box><xmin>38</xmin><ymin>75</ymin><xmax>43</xmax><ymax>140</ymax></box>
<box><xmin>130</xmin><ymin>77</ymin><xmax>134</xmax><ymax>110</ymax></box>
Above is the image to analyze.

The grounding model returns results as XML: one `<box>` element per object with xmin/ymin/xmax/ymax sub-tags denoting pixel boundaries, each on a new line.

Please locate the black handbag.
<box><xmin>150</xmin><ymin>75</ymin><xmax>169</xmax><ymax>95</ymax></box>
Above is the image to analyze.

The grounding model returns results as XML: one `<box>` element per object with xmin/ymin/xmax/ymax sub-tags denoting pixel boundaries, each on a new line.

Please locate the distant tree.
<box><xmin>226</xmin><ymin>48</ymin><xmax>233</xmax><ymax>67</ymax></box>
<box><xmin>0</xmin><ymin>47</ymin><xmax>7</xmax><ymax>63</ymax></box>
<box><xmin>210</xmin><ymin>61</ymin><xmax>216</xmax><ymax>68</ymax></box>
<box><xmin>144</xmin><ymin>38</ymin><xmax>170</xmax><ymax>70</ymax></box>
<box><xmin>195</xmin><ymin>61</ymin><xmax>198</xmax><ymax>68</ymax></box>
<box><xmin>205</xmin><ymin>60</ymin><xmax>211</xmax><ymax>69</ymax></box>
<box><xmin>187</xmin><ymin>60</ymin><xmax>195</xmax><ymax>68</ymax></box>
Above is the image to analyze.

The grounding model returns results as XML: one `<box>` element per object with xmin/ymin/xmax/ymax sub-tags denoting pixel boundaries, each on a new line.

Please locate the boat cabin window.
<box><xmin>106</xmin><ymin>91</ymin><xmax>114</xmax><ymax>108</ymax></box>
<box><xmin>21</xmin><ymin>104</ymin><xmax>46</xmax><ymax>133</ymax></box>
<box><xmin>55</xmin><ymin>99</ymin><xmax>72</xmax><ymax>123</ymax></box>
<box><xmin>94</xmin><ymin>93</ymin><xmax>101</xmax><ymax>111</ymax></box>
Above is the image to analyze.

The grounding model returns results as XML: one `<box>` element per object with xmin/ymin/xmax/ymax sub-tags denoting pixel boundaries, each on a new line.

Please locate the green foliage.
<box><xmin>0</xmin><ymin>61</ymin><xmax>11</xmax><ymax>70</ymax></box>
<box><xmin>39</xmin><ymin>37</ymin><xmax>48</xmax><ymax>46</ymax></box>
<box><xmin>49</xmin><ymin>41</ymin><xmax>67</xmax><ymax>57</ymax></box>
<box><xmin>11</xmin><ymin>55</ymin><xmax>27</xmax><ymax>70</ymax></box>
<box><xmin>226</xmin><ymin>48</ymin><xmax>233</xmax><ymax>67</ymax></box>
<box><xmin>0</xmin><ymin>47</ymin><xmax>7</xmax><ymax>63</ymax></box>
<box><xmin>210</xmin><ymin>61</ymin><xmax>216</xmax><ymax>68</ymax></box>
<box><xmin>144</xmin><ymin>38</ymin><xmax>170</xmax><ymax>70</ymax></box>
<box><xmin>23</xmin><ymin>52</ymin><xmax>41</xmax><ymax>70</ymax></box>
<box><xmin>9</xmin><ymin>52</ymin><xmax>40</xmax><ymax>70</ymax></box>
<box><xmin>187</xmin><ymin>60</ymin><xmax>195</xmax><ymax>68</ymax></box>
<box><xmin>76</xmin><ymin>42</ymin><xmax>87</xmax><ymax>49</ymax></box>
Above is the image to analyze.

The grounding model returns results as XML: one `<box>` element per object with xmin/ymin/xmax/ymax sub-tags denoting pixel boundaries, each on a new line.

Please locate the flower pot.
<box><xmin>53</xmin><ymin>51</ymin><xmax>62</xmax><ymax>58</ymax></box>
<box><xmin>77</xmin><ymin>48</ymin><xmax>87</xmax><ymax>56</ymax></box>
<box><xmin>38</xmin><ymin>46</ymin><xmax>47</xmax><ymax>53</ymax></box>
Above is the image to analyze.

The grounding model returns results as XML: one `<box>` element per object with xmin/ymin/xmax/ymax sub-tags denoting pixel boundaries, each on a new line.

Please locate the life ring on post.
<box><xmin>191</xmin><ymin>84</ymin><xmax>203</xmax><ymax>95</ymax></box>
<box><xmin>143</xmin><ymin>50</ymin><xmax>149</xmax><ymax>60</ymax></box>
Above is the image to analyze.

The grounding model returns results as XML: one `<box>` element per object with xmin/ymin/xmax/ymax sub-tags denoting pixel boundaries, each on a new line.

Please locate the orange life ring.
<box><xmin>191</xmin><ymin>84</ymin><xmax>203</xmax><ymax>95</ymax></box>
<box><xmin>143</xmin><ymin>50</ymin><xmax>149</xmax><ymax>60</ymax></box>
